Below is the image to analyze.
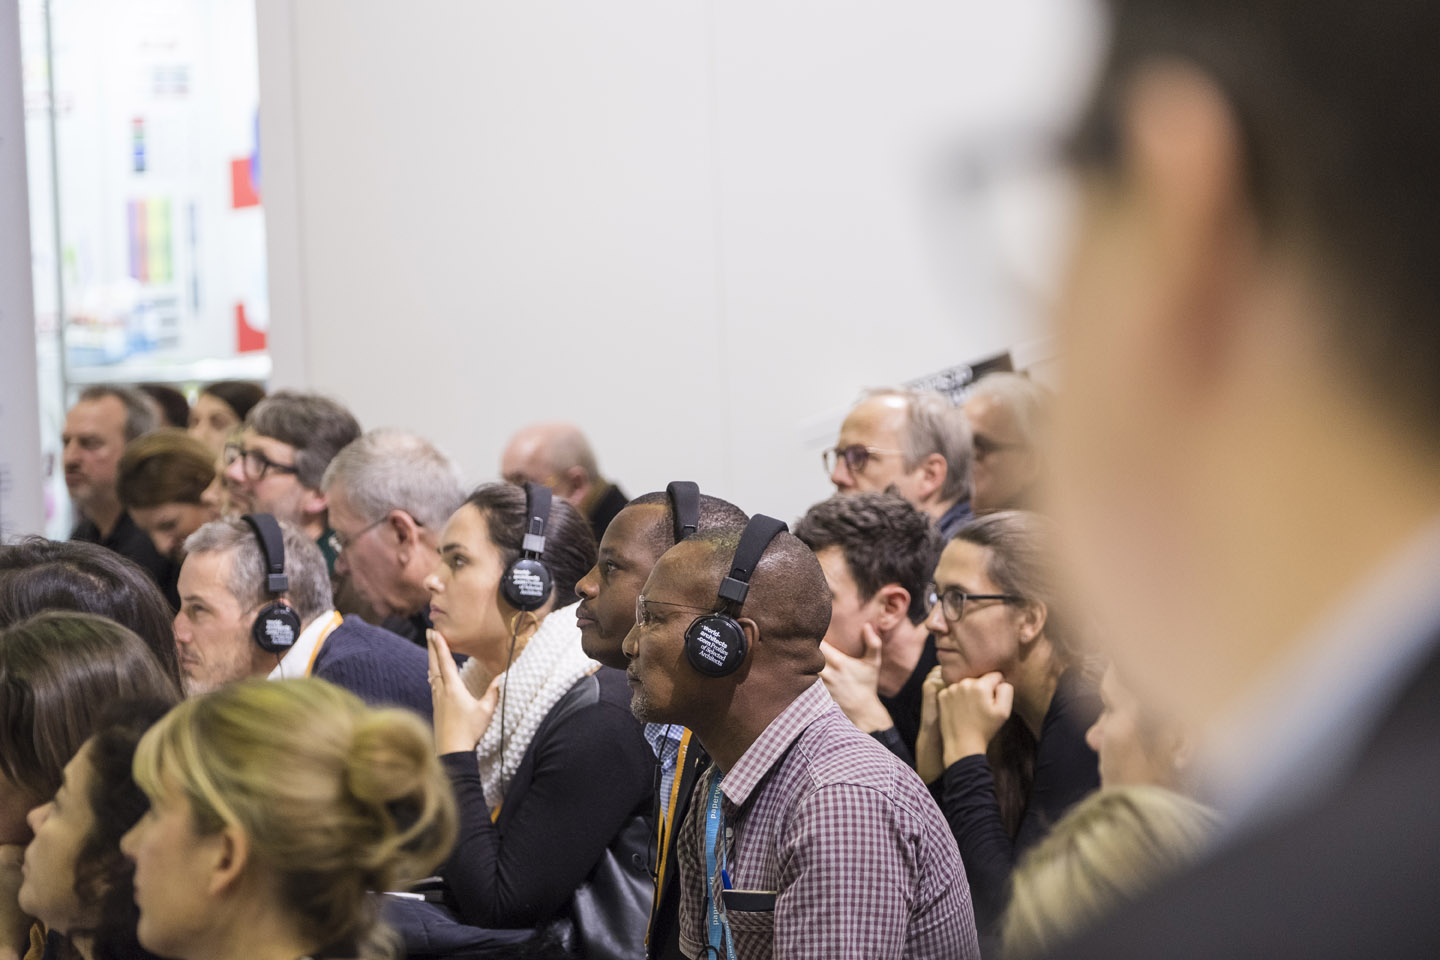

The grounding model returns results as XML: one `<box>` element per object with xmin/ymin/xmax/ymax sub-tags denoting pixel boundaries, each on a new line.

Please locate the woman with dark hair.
<box><xmin>423</xmin><ymin>482</ymin><xmax>653</xmax><ymax>948</ymax></box>
<box><xmin>0</xmin><ymin>613</ymin><xmax>181</xmax><ymax>959</ymax></box>
<box><xmin>0</xmin><ymin>540</ymin><xmax>183</xmax><ymax>686</ymax></box>
<box><xmin>187</xmin><ymin>381</ymin><xmax>265</xmax><ymax>456</ymax></box>
<box><xmin>914</xmin><ymin>510</ymin><xmax>1101</xmax><ymax>937</ymax></box>
<box><xmin>18</xmin><ymin>699</ymin><xmax>175</xmax><ymax>960</ymax></box>
<box><xmin>116</xmin><ymin>430</ymin><xmax>222</xmax><ymax>562</ymax></box>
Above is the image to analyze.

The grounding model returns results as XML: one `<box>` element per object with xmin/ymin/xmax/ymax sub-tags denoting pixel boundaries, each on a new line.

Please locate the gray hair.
<box><xmin>321</xmin><ymin>429</ymin><xmax>466</xmax><ymax>530</ymax></box>
<box><xmin>864</xmin><ymin>388</ymin><xmax>973</xmax><ymax>504</ymax></box>
<box><xmin>184</xmin><ymin>518</ymin><xmax>333</xmax><ymax>624</ymax></box>
<box><xmin>78</xmin><ymin>385</ymin><xmax>158</xmax><ymax>442</ymax></box>
<box><xmin>247</xmin><ymin>391</ymin><xmax>362</xmax><ymax>491</ymax></box>
<box><xmin>967</xmin><ymin>373</ymin><xmax>1051</xmax><ymax>450</ymax></box>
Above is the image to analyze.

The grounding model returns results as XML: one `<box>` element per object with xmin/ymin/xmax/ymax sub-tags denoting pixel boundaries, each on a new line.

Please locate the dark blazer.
<box><xmin>312</xmin><ymin>615</ymin><xmax>432</xmax><ymax>722</ymax></box>
<box><xmin>1055</xmin><ymin>637</ymin><xmax>1440</xmax><ymax>960</ymax></box>
<box><xmin>648</xmin><ymin>737</ymin><xmax>711</xmax><ymax>960</ymax></box>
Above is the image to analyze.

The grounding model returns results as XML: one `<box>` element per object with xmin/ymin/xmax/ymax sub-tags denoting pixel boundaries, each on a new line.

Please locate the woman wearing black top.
<box><xmin>915</xmin><ymin>511</ymin><xmax>1101</xmax><ymax>937</ymax></box>
<box><xmin>425</xmin><ymin>483</ymin><xmax>654</xmax><ymax>940</ymax></box>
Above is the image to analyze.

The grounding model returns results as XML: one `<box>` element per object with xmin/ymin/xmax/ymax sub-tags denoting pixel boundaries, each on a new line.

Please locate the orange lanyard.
<box><xmin>651</xmin><ymin>729</ymin><xmax>692</xmax><ymax>916</ymax></box>
<box><xmin>300</xmin><ymin>611</ymin><xmax>343</xmax><ymax>677</ymax></box>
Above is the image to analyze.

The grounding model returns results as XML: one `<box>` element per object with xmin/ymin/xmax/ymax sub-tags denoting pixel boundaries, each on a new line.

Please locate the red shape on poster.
<box><xmin>236</xmin><ymin>302</ymin><xmax>266</xmax><ymax>352</ymax></box>
<box><xmin>231</xmin><ymin>158</ymin><xmax>260</xmax><ymax>208</ymax></box>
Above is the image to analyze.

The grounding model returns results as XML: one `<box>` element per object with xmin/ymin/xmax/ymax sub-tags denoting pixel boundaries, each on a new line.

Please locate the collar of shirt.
<box><xmin>267</xmin><ymin>609</ymin><xmax>341</xmax><ymax>680</ymax></box>
<box><xmin>644</xmin><ymin>722</ymin><xmax>687</xmax><ymax>768</ymax></box>
<box><xmin>1197</xmin><ymin>512</ymin><xmax>1440</xmax><ymax>838</ymax></box>
<box><xmin>718</xmin><ymin>679</ymin><xmax>832</xmax><ymax>809</ymax></box>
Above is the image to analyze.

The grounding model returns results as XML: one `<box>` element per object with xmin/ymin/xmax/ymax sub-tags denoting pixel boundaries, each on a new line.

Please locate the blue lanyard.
<box><xmin>703</xmin><ymin>770</ymin><xmax>737</xmax><ymax>960</ymax></box>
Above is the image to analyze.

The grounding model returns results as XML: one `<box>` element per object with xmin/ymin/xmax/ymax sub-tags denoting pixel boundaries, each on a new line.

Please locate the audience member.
<box><xmin>137</xmin><ymin>384</ymin><xmax>189</xmax><ymax>431</ymax></box>
<box><xmin>121</xmin><ymin>678</ymin><xmax>456</xmax><ymax>960</ymax></box>
<box><xmin>187</xmin><ymin>380</ymin><xmax>266</xmax><ymax>456</ymax></box>
<box><xmin>1086</xmin><ymin>665</ymin><xmax>1192</xmax><ymax>790</ymax></box>
<box><xmin>175</xmin><ymin>516</ymin><xmax>431</xmax><ymax>720</ymax></box>
<box><xmin>1002</xmin><ymin>787</ymin><xmax>1217</xmax><ymax>960</ymax></box>
<box><xmin>826</xmin><ymin>388</ymin><xmax>974</xmax><ymax>539</ymax></box>
<box><xmin>17</xmin><ymin>698</ymin><xmax>176</xmax><ymax>960</ymax></box>
<box><xmin>0</xmin><ymin>613</ymin><xmax>180</xmax><ymax>959</ymax></box>
<box><xmin>116</xmin><ymin>430</ymin><xmax>222</xmax><ymax>562</ymax></box>
<box><xmin>62</xmin><ymin>386</ymin><xmax>171</xmax><ymax>593</ymax></box>
<box><xmin>424</xmin><ymin>483</ymin><xmax>653</xmax><ymax>948</ymax></box>
<box><xmin>501</xmin><ymin>422</ymin><xmax>629</xmax><ymax>543</ymax></box>
<box><xmin>322</xmin><ymin>430</ymin><xmax>466</xmax><ymax>645</ymax></box>
<box><xmin>624</xmin><ymin>517</ymin><xmax>979</xmax><ymax>959</ymax></box>
<box><xmin>1047</xmin><ymin>3</ymin><xmax>1440</xmax><ymax>957</ymax></box>
<box><xmin>572</xmin><ymin>482</ymin><xmax>747</xmax><ymax>960</ymax></box>
<box><xmin>0</xmin><ymin>539</ymin><xmax>184</xmax><ymax>689</ymax></box>
<box><xmin>915</xmin><ymin>510</ymin><xmax>1099</xmax><ymax>937</ymax></box>
<box><xmin>963</xmin><ymin>374</ymin><xmax>1048</xmax><ymax>515</ymax></box>
<box><xmin>222</xmin><ymin>390</ymin><xmax>361</xmax><ymax>578</ymax></box>
<box><xmin>793</xmin><ymin>491</ymin><xmax>942</xmax><ymax>766</ymax></box>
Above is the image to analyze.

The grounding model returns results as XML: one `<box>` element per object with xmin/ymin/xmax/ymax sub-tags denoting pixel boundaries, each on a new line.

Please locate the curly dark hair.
<box><xmin>793</xmin><ymin>492</ymin><xmax>942</xmax><ymax>625</ymax></box>
<box><xmin>463</xmin><ymin>483</ymin><xmax>597</xmax><ymax>609</ymax></box>
<box><xmin>69</xmin><ymin>699</ymin><xmax>176</xmax><ymax>960</ymax></box>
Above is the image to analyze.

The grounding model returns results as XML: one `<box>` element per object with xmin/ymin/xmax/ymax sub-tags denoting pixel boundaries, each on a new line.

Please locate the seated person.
<box><xmin>962</xmin><ymin>373</ymin><xmax>1050</xmax><ymax>515</ymax></box>
<box><xmin>0</xmin><ymin>539</ymin><xmax>184</xmax><ymax>688</ymax></box>
<box><xmin>915</xmin><ymin>510</ymin><xmax>1101</xmax><ymax>937</ymax></box>
<box><xmin>17</xmin><ymin>698</ymin><xmax>176</xmax><ymax>960</ymax></box>
<box><xmin>121</xmin><ymin>678</ymin><xmax>456</xmax><ymax>960</ymax></box>
<box><xmin>174</xmin><ymin>516</ymin><xmax>431</xmax><ymax>720</ymax></box>
<box><xmin>500</xmin><ymin>422</ymin><xmax>629</xmax><ymax>543</ymax></box>
<box><xmin>138</xmin><ymin>384</ymin><xmax>190</xmax><ymax>430</ymax></box>
<box><xmin>117</xmin><ymin>430</ymin><xmax>222</xmax><ymax>562</ymax></box>
<box><xmin>573</xmin><ymin>483</ymin><xmax>747</xmax><ymax>960</ymax></box>
<box><xmin>624</xmin><ymin>516</ymin><xmax>979</xmax><ymax>959</ymax></box>
<box><xmin>0</xmin><ymin>612</ymin><xmax>180</xmax><ymax>958</ymax></box>
<box><xmin>187</xmin><ymin>381</ymin><xmax>265</xmax><ymax>456</ymax></box>
<box><xmin>424</xmin><ymin>483</ymin><xmax>654</xmax><ymax>944</ymax></box>
<box><xmin>1087</xmin><ymin>664</ymin><xmax>1194</xmax><ymax>790</ymax></box>
<box><xmin>794</xmin><ymin>491</ymin><xmax>943</xmax><ymax>765</ymax></box>
<box><xmin>1001</xmin><ymin>786</ymin><xmax>1217</xmax><ymax>959</ymax></box>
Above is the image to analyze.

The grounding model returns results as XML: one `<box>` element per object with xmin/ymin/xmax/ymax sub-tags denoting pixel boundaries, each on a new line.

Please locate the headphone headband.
<box><xmin>716</xmin><ymin>514</ymin><xmax>787</xmax><ymax>614</ymax></box>
<box><xmin>521</xmin><ymin>482</ymin><xmax>552</xmax><ymax>557</ymax></box>
<box><xmin>241</xmin><ymin>513</ymin><xmax>289</xmax><ymax>594</ymax></box>
<box><xmin>666</xmin><ymin>481</ymin><xmax>700</xmax><ymax>544</ymax></box>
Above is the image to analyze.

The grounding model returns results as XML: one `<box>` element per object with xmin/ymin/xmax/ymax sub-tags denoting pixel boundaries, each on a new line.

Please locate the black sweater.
<box><xmin>439</xmin><ymin>667</ymin><xmax>654</xmax><ymax>929</ymax></box>
<box><xmin>937</xmin><ymin>667</ymin><xmax>1101</xmax><ymax>934</ymax></box>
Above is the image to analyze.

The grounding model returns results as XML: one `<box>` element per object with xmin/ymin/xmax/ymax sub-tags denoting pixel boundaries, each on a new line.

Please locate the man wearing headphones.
<box><xmin>173</xmin><ymin>514</ymin><xmax>431</xmax><ymax>720</ymax></box>
<box><xmin>623</xmin><ymin>519</ymin><xmax>978</xmax><ymax>960</ymax></box>
<box><xmin>573</xmin><ymin>483</ymin><xmax>747</xmax><ymax>960</ymax></box>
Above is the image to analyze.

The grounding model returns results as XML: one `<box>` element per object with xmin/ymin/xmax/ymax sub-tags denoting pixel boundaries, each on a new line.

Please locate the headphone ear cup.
<box><xmin>683</xmin><ymin>614</ymin><xmax>748</xmax><ymax>678</ymax></box>
<box><xmin>252</xmin><ymin>602</ymin><xmax>302</xmax><ymax>655</ymax></box>
<box><xmin>501</xmin><ymin>557</ymin><xmax>553</xmax><ymax>613</ymax></box>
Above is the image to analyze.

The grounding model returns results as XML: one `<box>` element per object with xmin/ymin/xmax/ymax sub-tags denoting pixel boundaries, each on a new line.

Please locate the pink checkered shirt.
<box><xmin>676</xmin><ymin>680</ymin><xmax>979</xmax><ymax>960</ymax></box>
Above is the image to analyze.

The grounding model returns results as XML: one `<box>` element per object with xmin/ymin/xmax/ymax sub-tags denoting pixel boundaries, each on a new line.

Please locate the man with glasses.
<box><xmin>962</xmin><ymin>373</ymin><xmax>1049</xmax><ymax>515</ymax></box>
<box><xmin>624</xmin><ymin>520</ymin><xmax>979</xmax><ymax>960</ymax></box>
<box><xmin>222</xmin><ymin>390</ymin><xmax>361</xmax><ymax>578</ymax></box>
<box><xmin>320</xmin><ymin>430</ymin><xmax>466</xmax><ymax>645</ymax></box>
<box><xmin>825</xmin><ymin>387</ymin><xmax>974</xmax><ymax>539</ymax></box>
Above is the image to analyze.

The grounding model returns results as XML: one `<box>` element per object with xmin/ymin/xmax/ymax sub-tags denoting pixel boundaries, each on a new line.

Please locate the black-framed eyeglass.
<box><xmin>223</xmin><ymin>442</ymin><xmax>300</xmax><ymax>481</ymax></box>
<box><xmin>821</xmin><ymin>443</ymin><xmax>905</xmax><ymax>476</ymax></box>
<box><xmin>926</xmin><ymin>583</ymin><xmax>1024</xmax><ymax>622</ymax></box>
<box><xmin>635</xmin><ymin>594</ymin><xmax>715</xmax><ymax>628</ymax></box>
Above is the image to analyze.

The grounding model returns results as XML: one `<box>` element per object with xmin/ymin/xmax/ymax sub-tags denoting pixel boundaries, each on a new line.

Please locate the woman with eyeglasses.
<box><xmin>913</xmin><ymin>510</ymin><xmax>1101</xmax><ymax>940</ymax></box>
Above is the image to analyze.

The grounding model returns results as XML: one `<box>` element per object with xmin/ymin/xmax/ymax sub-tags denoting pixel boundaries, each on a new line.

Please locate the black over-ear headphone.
<box><xmin>241</xmin><ymin>513</ymin><xmax>302</xmax><ymax>654</ymax></box>
<box><xmin>500</xmin><ymin>482</ymin><xmax>554</xmax><ymax>613</ymax></box>
<box><xmin>666</xmin><ymin>481</ymin><xmax>700</xmax><ymax>544</ymax></box>
<box><xmin>682</xmin><ymin>514</ymin><xmax>787</xmax><ymax>679</ymax></box>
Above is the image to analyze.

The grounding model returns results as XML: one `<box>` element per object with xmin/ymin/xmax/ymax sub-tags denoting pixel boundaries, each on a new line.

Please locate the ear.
<box><xmin>560</xmin><ymin>465</ymin><xmax>590</xmax><ymax>502</ymax></box>
<box><xmin>204</xmin><ymin>822</ymin><xmax>250</xmax><ymax>898</ymax></box>
<box><xmin>1122</xmin><ymin>62</ymin><xmax>1252</xmax><ymax>386</ymax></box>
<box><xmin>1015</xmin><ymin>599</ymin><xmax>1048</xmax><ymax>646</ymax></box>
<box><xmin>389</xmin><ymin>509</ymin><xmax>420</xmax><ymax>563</ymax></box>
<box><xmin>914</xmin><ymin>453</ymin><xmax>948</xmax><ymax>501</ymax></box>
<box><xmin>301</xmin><ymin>485</ymin><xmax>329</xmax><ymax>520</ymax></box>
<box><xmin>870</xmin><ymin>584</ymin><xmax>911</xmax><ymax>633</ymax></box>
<box><xmin>736</xmin><ymin>617</ymin><xmax>761</xmax><ymax>663</ymax></box>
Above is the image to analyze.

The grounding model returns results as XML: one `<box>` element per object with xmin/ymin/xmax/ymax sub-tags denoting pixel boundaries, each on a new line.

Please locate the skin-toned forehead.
<box><xmin>640</xmin><ymin>539</ymin><xmax>725</xmax><ymax>607</ymax></box>
<box><xmin>933</xmin><ymin>537</ymin><xmax>997</xmax><ymax>592</ymax></box>
<box><xmin>840</xmin><ymin>395</ymin><xmax>908</xmax><ymax>443</ymax></box>
<box><xmin>240</xmin><ymin>427</ymin><xmax>299</xmax><ymax>462</ymax></box>
<box><xmin>601</xmin><ymin>503</ymin><xmax>670</xmax><ymax>566</ymax></box>
<box><xmin>179</xmin><ymin>549</ymin><xmax>243</xmax><ymax>608</ymax></box>
<box><xmin>65</xmin><ymin>396</ymin><xmax>127</xmax><ymax>437</ymax></box>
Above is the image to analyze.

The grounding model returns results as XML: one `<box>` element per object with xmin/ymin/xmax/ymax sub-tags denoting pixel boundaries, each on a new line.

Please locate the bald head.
<box><xmin>500</xmin><ymin>421</ymin><xmax>601</xmax><ymax>506</ymax></box>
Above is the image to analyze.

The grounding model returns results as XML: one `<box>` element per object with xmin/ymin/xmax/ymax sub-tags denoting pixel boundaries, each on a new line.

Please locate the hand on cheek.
<box><xmin>936</xmin><ymin>671</ymin><xmax>1014</xmax><ymax>768</ymax></box>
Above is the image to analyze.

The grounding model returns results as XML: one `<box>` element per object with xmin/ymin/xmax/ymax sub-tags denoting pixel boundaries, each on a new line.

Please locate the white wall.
<box><xmin>259</xmin><ymin>0</ymin><xmax>1102</xmax><ymax>521</ymax></box>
